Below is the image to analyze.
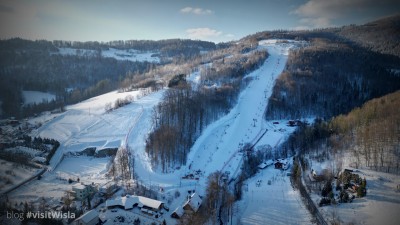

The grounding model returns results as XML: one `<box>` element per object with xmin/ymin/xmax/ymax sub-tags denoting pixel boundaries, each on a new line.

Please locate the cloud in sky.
<box><xmin>186</xmin><ymin>27</ymin><xmax>222</xmax><ymax>41</ymax></box>
<box><xmin>293</xmin><ymin>0</ymin><xmax>400</xmax><ymax>29</ymax></box>
<box><xmin>180</xmin><ymin>7</ymin><xmax>213</xmax><ymax>15</ymax></box>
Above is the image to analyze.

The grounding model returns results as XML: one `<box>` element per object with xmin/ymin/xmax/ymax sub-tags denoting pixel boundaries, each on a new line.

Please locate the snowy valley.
<box><xmin>1</xmin><ymin>40</ymin><xmax>316</xmax><ymax>225</ymax></box>
<box><xmin>1</xmin><ymin>15</ymin><xmax>400</xmax><ymax>225</ymax></box>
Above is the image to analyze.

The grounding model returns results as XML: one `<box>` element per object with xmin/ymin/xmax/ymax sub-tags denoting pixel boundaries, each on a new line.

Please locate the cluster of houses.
<box><xmin>74</xmin><ymin>194</ymin><xmax>165</xmax><ymax>225</ymax></box>
<box><xmin>105</xmin><ymin>195</ymin><xmax>164</xmax><ymax>214</ymax></box>
<box><xmin>171</xmin><ymin>192</ymin><xmax>203</xmax><ymax>219</ymax></box>
<box><xmin>72</xmin><ymin>156</ymin><xmax>294</xmax><ymax>224</ymax></box>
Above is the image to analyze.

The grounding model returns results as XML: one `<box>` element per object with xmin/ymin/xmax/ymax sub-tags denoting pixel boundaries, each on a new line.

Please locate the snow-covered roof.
<box><xmin>184</xmin><ymin>193</ymin><xmax>202</xmax><ymax>212</ymax></box>
<box><xmin>76</xmin><ymin>209</ymin><xmax>98</xmax><ymax>223</ymax></box>
<box><xmin>72</xmin><ymin>183</ymin><xmax>86</xmax><ymax>190</ymax></box>
<box><xmin>106</xmin><ymin>196</ymin><xmax>136</xmax><ymax>209</ymax></box>
<box><xmin>137</xmin><ymin>196</ymin><xmax>163</xmax><ymax>209</ymax></box>
<box><xmin>275</xmin><ymin>158</ymin><xmax>288</xmax><ymax>165</ymax></box>
<box><xmin>106</xmin><ymin>195</ymin><xmax>163</xmax><ymax>210</ymax></box>
<box><xmin>258</xmin><ymin>159</ymin><xmax>274</xmax><ymax>169</ymax></box>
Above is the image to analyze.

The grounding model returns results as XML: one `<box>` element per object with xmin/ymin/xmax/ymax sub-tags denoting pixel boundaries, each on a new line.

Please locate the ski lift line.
<box><xmin>123</xmin><ymin>105</ymin><xmax>144</xmax><ymax>149</ymax></box>
<box><xmin>219</xmin><ymin>49</ymin><xmax>287</xmax><ymax>177</ymax></box>
<box><xmin>220</xmin><ymin>127</ymin><xmax>268</xmax><ymax>174</ymax></box>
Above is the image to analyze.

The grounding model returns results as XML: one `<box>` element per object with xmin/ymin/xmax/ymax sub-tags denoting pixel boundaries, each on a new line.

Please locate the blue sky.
<box><xmin>0</xmin><ymin>0</ymin><xmax>399</xmax><ymax>43</ymax></box>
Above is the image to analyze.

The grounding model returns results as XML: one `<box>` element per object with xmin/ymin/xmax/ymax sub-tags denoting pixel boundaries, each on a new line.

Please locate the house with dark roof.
<box><xmin>171</xmin><ymin>193</ymin><xmax>203</xmax><ymax>219</ymax></box>
<box><xmin>183</xmin><ymin>193</ymin><xmax>202</xmax><ymax>213</ymax></box>
<box><xmin>171</xmin><ymin>206</ymin><xmax>184</xmax><ymax>219</ymax></box>
<box><xmin>274</xmin><ymin>158</ymin><xmax>289</xmax><ymax>170</ymax></box>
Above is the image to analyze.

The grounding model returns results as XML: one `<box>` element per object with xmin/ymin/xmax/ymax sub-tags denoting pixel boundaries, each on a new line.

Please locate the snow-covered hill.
<box><xmin>30</xmin><ymin>89</ymin><xmax>163</xmax><ymax>170</ymax></box>
<box><xmin>56</xmin><ymin>47</ymin><xmax>160</xmax><ymax>63</ymax></box>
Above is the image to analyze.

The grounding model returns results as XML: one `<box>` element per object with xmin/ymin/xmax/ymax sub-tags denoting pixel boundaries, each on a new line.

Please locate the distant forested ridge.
<box><xmin>0</xmin><ymin>38</ymin><xmax>217</xmax><ymax>119</ymax></box>
<box><xmin>265</xmin><ymin>37</ymin><xmax>400</xmax><ymax>119</ymax></box>
<box><xmin>245</xmin><ymin>14</ymin><xmax>400</xmax><ymax>120</ymax></box>
<box><xmin>335</xmin><ymin>14</ymin><xmax>400</xmax><ymax>58</ymax></box>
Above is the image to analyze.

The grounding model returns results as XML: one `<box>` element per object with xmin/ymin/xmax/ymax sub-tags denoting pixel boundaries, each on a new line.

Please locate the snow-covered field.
<box><xmin>314</xmin><ymin>167</ymin><xmax>400</xmax><ymax>225</ymax></box>
<box><xmin>3</xmin><ymin>88</ymin><xmax>164</xmax><ymax>212</ymax></box>
<box><xmin>6</xmin><ymin>156</ymin><xmax>110</xmax><ymax>209</ymax></box>
<box><xmin>30</xmin><ymin>89</ymin><xmax>162</xmax><ymax>170</ymax></box>
<box><xmin>22</xmin><ymin>91</ymin><xmax>56</xmax><ymax>106</ymax></box>
<box><xmin>55</xmin><ymin>156</ymin><xmax>110</xmax><ymax>182</ymax></box>
<box><xmin>239</xmin><ymin>165</ymin><xmax>313</xmax><ymax>225</ymax></box>
<box><xmin>56</xmin><ymin>47</ymin><xmax>160</xmax><ymax>63</ymax></box>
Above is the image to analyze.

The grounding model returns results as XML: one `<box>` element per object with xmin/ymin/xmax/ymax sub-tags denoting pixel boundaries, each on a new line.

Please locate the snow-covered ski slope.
<box><xmin>185</xmin><ymin>40</ymin><xmax>294</xmax><ymax>178</ymax></box>
<box><xmin>239</xmin><ymin>166</ymin><xmax>312</xmax><ymax>225</ymax></box>
<box><xmin>130</xmin><ymin>40</ymin><xmax>301</xmax><ymax>189</ymax></box>
<box><xmin>32</xmin><ymin>90</ymin><xmax>164</xmax><ymax>170</ymax></box>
